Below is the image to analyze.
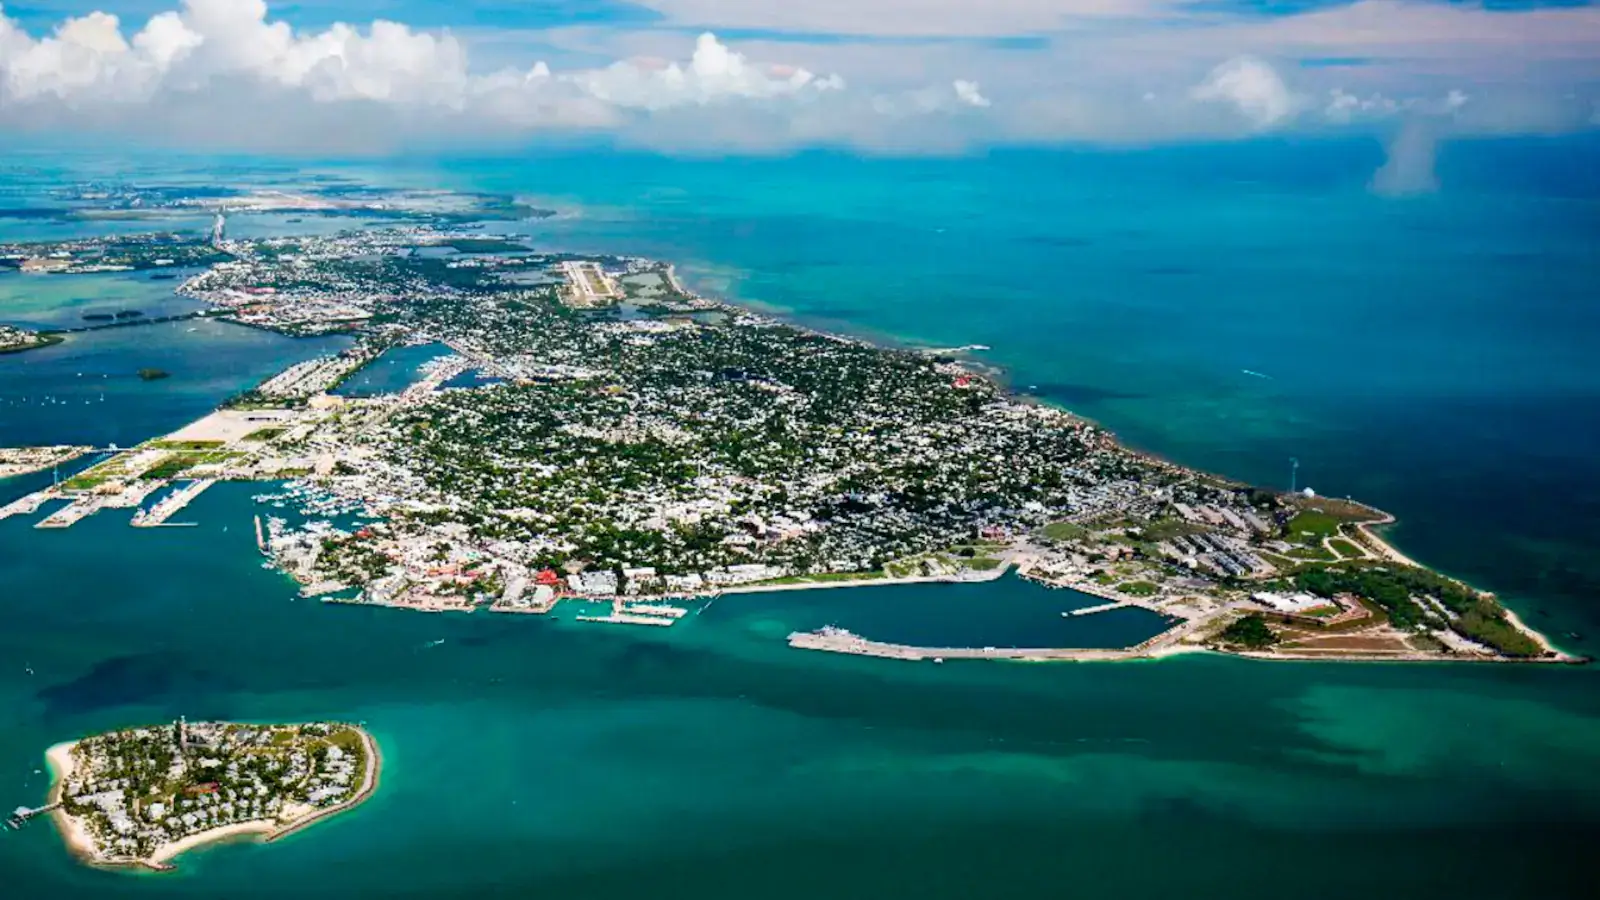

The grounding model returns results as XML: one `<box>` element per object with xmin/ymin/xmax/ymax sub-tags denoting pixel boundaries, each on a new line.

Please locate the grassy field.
<box><xmin>1285</xmin><ymin>544</ymin><xmax>1338</xmax><ymax>562</ymax></box>
<box><xmin>1039</xmin><ymin>521</ymin><xmax>1087</xmax><ymax>541</ymax></box>
<box><xmin>140</xmin><ymin>450</ymin><xmax>242</xmax><ymax>480</ymax></box>
<box><xmin>1328</xmin><ymin>538</ymin><xmax>1363</xmax><ymax>559</ymax></box>
<box><xmin>1286</xmin><ymin>511</ymin><xmax>1342</xmax><ymax>540</ymax></box>
<box><xmin>1116</xmin><ymin>581</ymin><xmax>1159</xmax><ymax>597</ymax></box>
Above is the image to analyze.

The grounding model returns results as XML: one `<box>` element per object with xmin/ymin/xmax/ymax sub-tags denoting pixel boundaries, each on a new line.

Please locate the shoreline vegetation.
<box><xmin>45</xmin><ymin>726</ymin><xmax>380</xmax><ymax>873</ymax></box>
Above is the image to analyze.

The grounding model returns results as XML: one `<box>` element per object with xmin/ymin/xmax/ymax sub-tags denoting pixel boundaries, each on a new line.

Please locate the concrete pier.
<box><xmin>102</xmin><ymin>480</ymin><xmax>163</xmax><ymax>509</ymax></box>
<box><xmin>576</xmin><ymin>613</ymin><xmax>677</xmax><ymax>627</ymax></box>
<box><xmin>785</xmin><ymin>624</ymin><xmax>1191</xmax><ymax>663</ymax></box>
<box><xmin>132</xmin><ymin>478</ymin><xmax>215</xmax><ymax>527</ymax></box>
<box><xmin>36</xmin><ymin>497</ymin><xmax>104</xmax><ymax>529</ymax></box>
<box><xmin>0</xmin><ymin>490</ymin><xmax>54</xmax><ymax>522</ymax></box>
<box><xmin>1066</xmin><ymin>601</ymin><xmax>1130</xmax><ymax>617</ymax></box>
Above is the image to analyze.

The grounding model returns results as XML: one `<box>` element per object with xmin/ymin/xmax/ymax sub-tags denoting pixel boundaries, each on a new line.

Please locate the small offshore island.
<box><xmin>27</xmin><ymin>720</ymin><xmax>378</xmax><ymax>872</ymax></box>
<box><xmin>0</xmin><ymin>188</ymin><xmax>1580</xmax><ymax>667</ymax></box>
<box><xmin>0</xmin><ymin>324</ymin><xmax>63</xmax><ymax>355</ymax></box>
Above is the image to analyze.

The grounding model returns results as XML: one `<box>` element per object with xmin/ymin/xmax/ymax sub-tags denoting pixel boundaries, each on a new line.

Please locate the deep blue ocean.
<box><xmin>1</xmin><ymin>140</ymin><xmax>1597</xmax><ymax>897</ymax></box>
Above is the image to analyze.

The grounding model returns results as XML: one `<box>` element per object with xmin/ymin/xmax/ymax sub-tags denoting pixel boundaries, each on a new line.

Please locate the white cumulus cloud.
<box><xmin>1190</xmin><ymin>56</ymin><xmax>1296</xmax><ymax>129</ymax></box>
<box><xmin>0</xmin><ymin>0</ymin><xmax>1002</xmax><ymax>149</ymax></box>
<box><xmin>953</xmin><ymin>80</ymin><xmax>991</xmax><ymax>108</ymax></box>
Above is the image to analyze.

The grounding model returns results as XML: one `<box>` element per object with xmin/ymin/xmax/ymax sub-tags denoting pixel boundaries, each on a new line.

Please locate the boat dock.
<box><xmin>6</xmin><ymin>802</ymin><xmax>58</xmax><ymax>830</ymax></box>
<box><xmin>132</xmin><ymin>479</ymin><xmax>215</xmax><ymax>527</ymax></box>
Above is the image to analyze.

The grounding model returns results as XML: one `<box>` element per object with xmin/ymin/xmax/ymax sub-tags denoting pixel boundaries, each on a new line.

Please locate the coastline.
<box><xmin>720</xmin><ymin>564</ymin><xmax>1011</xmax><ymax>596</ymax></box>
<box><xmin>268</xmin><ymin>725</ymin><xmax>382</xmax><ymax>844</ymax></box>
<box><xmin>655</xmin><ymin>254</ymin><xmax>1572</xmax><ymax>666</ymax></box>
<box><xmin>147</xmin><ymin>821</ymin><xmax>278</xmax><ymax>866</ymax></box>
<box><xmin>45</xmin><ymin>742</ymin><xmax>99</xmax><ymax>867</ymax></box>
<box><xmin>45</xmin><ymin>726</ymin><xmax>382</xmax><ymax>873</ymax></box>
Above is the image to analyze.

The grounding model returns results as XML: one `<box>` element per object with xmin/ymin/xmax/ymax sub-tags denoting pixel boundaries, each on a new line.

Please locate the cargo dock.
<box><xmin>785</xmin><ymin>625</ymin><xmax>1193</xmax><ymax>662</ymax></box>
<box><xmin>0</xmin><ymin>490</ymin><xmax>55</xmax><ymax>522</ymax></box>
<box><xmin>36</xmin><ymin>497</ymin><xmax>105</xmax><ymax>529</ymax></box>
<box><xmin>132</xmin><ymin>479</ymin><xmax>216</xmax><ymax>527</ymax></box>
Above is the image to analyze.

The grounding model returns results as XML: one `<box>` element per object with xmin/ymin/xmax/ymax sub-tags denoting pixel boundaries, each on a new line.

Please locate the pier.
<box><xmin>102</xmin><ymin>480</ymin><xmax>162</xmax><ymax>509</ymax></box>
<box><xmin>575</xmin><ymin>600</ymin><xmax>689</xmax><ymax>627</ymax></box>
<box><xmin>785</xmin><ymin>621</ymin><xmax>1199</xmax><ymax>663</ymax></box>
<box><xmin>132</xmin><ymin>479</ymin><xmax>215</xmax><ymax>527</ymax></box>
<box><xmin>0</xmin><ymin>491</ymin><xmax>54</xmax><ymax>522</ymax></box>
<box><xmin>36</xmin><ymin>497</ymin><xmax>105</xmax><ymax>529</ymax></box>
<box><xmin>6</xmin><ymin>802</ymin><xmax>58</xmax><ymax>830</ymax></box>
<box><xmin>576</xmin><ymin>613</ymin><xmax>677</xmax><ymax>627</ymax></box>
<box><xmin>1066</xmin><ymin>600</ymin><xmax>1130</xmax><ymax>617</ymax></box>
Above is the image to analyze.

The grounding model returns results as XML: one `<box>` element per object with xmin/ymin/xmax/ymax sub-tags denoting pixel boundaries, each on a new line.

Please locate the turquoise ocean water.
<box><xmin>2</xmin><ymin>142</ymin><xmax>1598</xmax><ymax>896</ymax></box>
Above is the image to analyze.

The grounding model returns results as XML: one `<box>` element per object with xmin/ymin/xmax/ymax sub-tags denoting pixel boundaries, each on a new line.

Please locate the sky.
<box><xmin>0</xmin><ymin>0</ymin><xmax>1597</xmax><ymax>152</ymax></box>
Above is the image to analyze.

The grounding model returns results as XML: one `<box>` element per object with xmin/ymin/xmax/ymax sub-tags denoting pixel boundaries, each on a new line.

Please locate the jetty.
<box><xmin>132</xmin><ymin>479</ymin><xmax>215</xmax><ymax>527</ymax></box>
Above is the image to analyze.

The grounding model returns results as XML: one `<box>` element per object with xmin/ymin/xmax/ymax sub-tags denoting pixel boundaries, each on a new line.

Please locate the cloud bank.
<box><xmin>0</xmin><ymin>0</ymin><xmax>1596</xmax><ymax>152</ymax></box>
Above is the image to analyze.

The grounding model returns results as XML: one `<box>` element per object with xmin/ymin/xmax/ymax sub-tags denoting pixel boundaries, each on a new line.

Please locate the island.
<box><xmin>0</xmin><ymin>202</ymin><xmax>1579</xmax><ymax>666</ymax></box>
<box><xmin>0</xmin><ymin>445</ymin><xmax>92</xmax><ymax>479</ymax></box>
<box><xmin>39</xmin><ymin>720</ymin><xmax>377</xmax><ymax>872</ymax></box>
<box><xmin>0</xmin><ymin>324</ymin><xmax>63</xmax><ymax>355</ymax></box>
<box><xmin>137</xmin><ymin>368</ymin><xmax>171</xmax><ymax>382</ymax></box>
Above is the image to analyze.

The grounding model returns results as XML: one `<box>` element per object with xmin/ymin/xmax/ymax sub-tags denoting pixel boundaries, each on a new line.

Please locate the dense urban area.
<box><xmin>0</xmin><ymin>208</ymin><xmax>1576</xmax><ymax>664</ymax></box>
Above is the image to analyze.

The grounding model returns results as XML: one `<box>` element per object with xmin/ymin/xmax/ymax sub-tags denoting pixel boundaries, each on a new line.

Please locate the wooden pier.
<box><xmin>6</xmin><ymin>802</ymin><xmax>58</xmax><ymax>830</ymax></box>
